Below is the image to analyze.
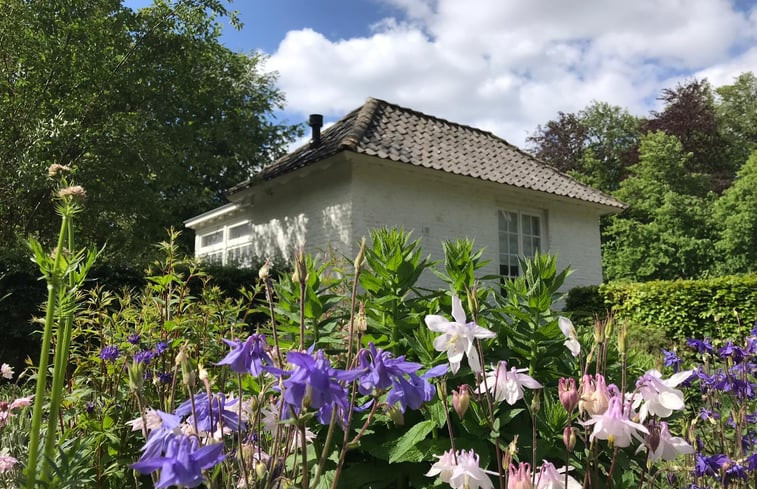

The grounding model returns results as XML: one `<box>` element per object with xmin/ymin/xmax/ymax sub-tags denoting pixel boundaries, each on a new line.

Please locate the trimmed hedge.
<box><xmin>600</xmin><ymin>274</ymin><xmax>757</xmax><ymax>344</ymax></box>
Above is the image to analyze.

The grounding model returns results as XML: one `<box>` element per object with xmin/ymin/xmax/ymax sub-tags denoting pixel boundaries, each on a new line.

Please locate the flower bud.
<box><xmin>507</xmin><ymin>435</ymin><xmax>519</xmax><ymax>456</ymax></box>
<box><xmin>604</xmin><ymin>315</ymin><xmax>614</xmax><ymax>341</ymax></box>
<box><xmin>128</xmin><ymin>360</ymin><xmax>144</xmax><ymax>392</ymax></box>
<box><xmin>530</xmin><ymin>390</ymin><xmax>541</xmax><ymax>415</ymax></box>
<box><xmin>255</xmin><ymin>459</ymin><xmax>267</xmax><ymax>479</ymax></box>
<box><xmin>594</xmin><ymin>318</ymin><xmax>605</xmax><ymax>344</ymax></box>
<box><xmin>355</xmin><ymin>302</ymin><xmax>367</xmax><ymax>332</ymax></box>
<box><xmin>452</xmin><ymin>385</ymin><xmax>470</xmax><ymax>418</ymax></box>
<box><xmin>617</xmin><ymin>321</ymin><xmax>628</xmax><ymax>354</ymax></box>
<box><xmin>258</xmin><ymin>259</ymin><xmax>271</xmax><ymax>280</ymax></box>
<box><xmin>466</xmin><ymin>287</ymin><xmax>479</xmax><ymax>318</ymax></box>
<box><xmin>354</xmin><ymin>237</ymin><xmax>366</xmax><ymax>272</ymax></box>
<box><xmin>558</xmin><ymin>377</ymin><xmax>578</xmax><ymax>413</ymax></box>
<box><xmin>176</xmin><ymin>344</ymin><xmax>195</xmax><ymax>388</ymax></box>
<box><xmin>563</xmin><ymin>426</ymin><xmax>576</xmax><ymax>452</ymax></box>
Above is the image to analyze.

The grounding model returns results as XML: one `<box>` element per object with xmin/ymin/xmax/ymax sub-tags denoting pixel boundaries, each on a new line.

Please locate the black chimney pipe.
<box><xmin>308</xmin><ymin>114</ymin><xmax>323</xmax><ymax>147</ymax></box>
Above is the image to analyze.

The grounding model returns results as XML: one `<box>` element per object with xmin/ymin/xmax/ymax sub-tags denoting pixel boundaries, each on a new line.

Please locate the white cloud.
<box><xmin>267</xmin><ymin>0</ymin><xmax>757</xmax><ymax>147</ymax></box>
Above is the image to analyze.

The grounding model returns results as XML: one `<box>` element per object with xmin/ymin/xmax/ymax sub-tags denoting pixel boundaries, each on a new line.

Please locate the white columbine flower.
<box><xmin>648</xmin><ymin>421</ymin><xmax>695</xmax><ymax>462</ymax></box>
<box><xmin>1</xmin><ymin>363</ymin><xmax>13</xmax><ymax>380</ymax></box>
<box><xmin>476</xmin><ymin>361</ymin><xmax>542</xmax><ymax>405</ymax></box>
<box><xmin>558</xmin><ymin>317</ymin><xmax>581</xmax><ymax>357</ymax></box>
<box><xmin>582</xmin><ymin>395</ymin><xmax>648</xmax><ymax>448</ymax></box>
<box><xmin>426</xmin><ymin>448</ymin><xmax>457</xmax><ymax>484</ymax></box>
<box><xmin>633</xmin><ymin>369</ymin><xmax>692</xmax><ymax>422</ymax></box>
<box><xmin>426</xmin><ymin>449</ymin><xmax>494</xmax><ymax>489</ymax></box>
<box><xmin>425</xmin><ymin>296</ymin><xmax>495</xmax><ymax>373</ymax></box>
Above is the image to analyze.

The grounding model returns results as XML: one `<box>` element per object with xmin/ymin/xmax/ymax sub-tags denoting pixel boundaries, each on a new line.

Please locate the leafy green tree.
<box><xmin>603</xmin><ymin>131</ymin><xmax>715</xmax><ymax>281</ymax></box>
<box><xmin>644</xmin><ymin>79</ymin><xmax>733</xmax><ymax>191</ymax></box>
<box><xmin>712</xmin><ymin>151</ymin><xmax>757</xmax><ymax>274</ymax></box>
<box><xmin>0</xmin><ymin>0</ymin><xmax>299</xmax><ymax>263</ymax></box>
<box><xmin>527</xmin><ymin>102</ymin><xmax>640</xmax><ymax>192</ymax></box>
<box><xmin>715</xmin><ymin>72</ymin><xmax>757</xmax><ymax>168</ymax></box>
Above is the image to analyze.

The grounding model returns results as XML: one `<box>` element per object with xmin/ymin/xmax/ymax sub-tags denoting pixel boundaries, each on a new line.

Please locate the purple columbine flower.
<box><xmin>132</xmin><ymin>434</ymin><xmax>225</xmax><ymax>488</ymax></box>
<box><xmin>175</xmin><ymin>392</ymin><xmax>241</xmax><ymax>434</ymax></box>
<box><xmin>278</xmin><ymin>348</ymin><xmax>361</xmax><ymax>424</ymax></box>
<box><xmin>217</xmin><ymin>334</ymin><xmax>271</xmax><ymax>376</ymax></box>
<box><xmin>747</xmin><ymin>452</ymin><xmax>757</xmax><ymax>471</ymax></box>
<box><xmin>127</xmin><ymin>333</ymin><xmax>141</xmax><ymax>345</ymax></box>
<box><xmin>661</xmin><ymin>349</ymin><xmax>682</xmax><ymax>372</ymax></box>
<box><xmin>694</xmin><ymin>453</ymin><xmax>729</xmax><ymax>477</ymax></box>
<box><xmin>356</xmin><ymin>343</ymin><xmax>446</xmax><ymax>413</ymax></box>
<box><xmin>687</xmin><ymin>338</ymin><xmax>714</xmax><ymax>355</ymax></box>
<box><xmin>155</xmin><ymin>341</ymin><xmax>169</xmax><ymax>355</ymax></box>
<box><xmin>719</xmin><ymin>341</ymin><xmax>748</xmax><ymax>364</ymax></box>
<box><xmin>100</xmin><ymin>345</ymin><xmax>120</xmax><ymax>362</ymax></box>
<box><xmin>157</xmin><ymin>372</ymin><xmax>172</xmax><ymax>384</ymax></box>
<box><xmin>133</xmin><ymin>349</ymin><xmax>156</xmax><ymax>365</ymax></box>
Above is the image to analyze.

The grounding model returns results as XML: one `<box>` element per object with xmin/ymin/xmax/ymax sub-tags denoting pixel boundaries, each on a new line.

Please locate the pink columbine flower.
<box><xmin>425</xmin><ymin>296</ymin><xmax>495</xmax><ymax>374</ymax></box>
<box><xmin>476</xmin><ymin>361</ymin><xmax>542</xmax><ymax>405</ymax></box>
<box><xmin>0</xmin><ymin>455</ymin><xmax>17</xmax><ymax>473</ymax></box>
<box><xmin>558</xmin><ymin>317</ymin><xmax>581</xmax><ymax>357</ymax></box>
<box><xmin>582</xmin><ymin>395</ymin><xmax>648</xmax><ymax>447</ymax></box>
<box><xmin>508</xmin><ymin>462</ymin><xmax>533</xmax><ymax>489</ymax></box>
<box><xmin>647</xmin><ymin>421</ymin><xmax>695</xmax><ymax>461</ymax></box>
<box><xmin>578</xmin><ymin>374</ymin><xmax>610</xmax><ymax>416</ymax></box>
<box><xmin>633</xmin><ymin>369</ymin><xmax>692</xmax><ymax>422</ymax></box>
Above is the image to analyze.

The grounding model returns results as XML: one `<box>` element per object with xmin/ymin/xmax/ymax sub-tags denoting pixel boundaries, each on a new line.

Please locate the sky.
<box><xmin>127</xmin><ymin>0</ymin><xmax>757</xmax><ymax>148</ymax></box>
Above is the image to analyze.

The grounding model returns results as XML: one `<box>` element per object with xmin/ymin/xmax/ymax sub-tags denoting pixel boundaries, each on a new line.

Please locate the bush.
<box><xmin>600</xmin><ymin>274</ymin><xmax>757</xmax><ymax>349</ymax></box>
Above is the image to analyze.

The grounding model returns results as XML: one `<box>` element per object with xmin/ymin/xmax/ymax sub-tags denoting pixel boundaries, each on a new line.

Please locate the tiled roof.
<box><xmin>229</xmin><ymin>98</ymin><xmax>626</xmax><ymax>210</ymax></box>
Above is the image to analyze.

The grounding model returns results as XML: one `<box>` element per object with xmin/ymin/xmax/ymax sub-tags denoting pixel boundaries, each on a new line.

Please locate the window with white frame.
<box><xmin>498</xmin><ymin>210</ymin><xmax>542</xmax><ymax>279</ymax></box>
<box><xmin>197</xmin><ymin>222</ymin><xmax>254</xmax><ymax>268</ymax></box>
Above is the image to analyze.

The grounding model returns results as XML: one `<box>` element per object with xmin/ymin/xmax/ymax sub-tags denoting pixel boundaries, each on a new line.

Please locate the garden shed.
<box><xmin>184</xmin><ymin>97</ymin><xmax>626</xmax><ymax>289</ymax></box>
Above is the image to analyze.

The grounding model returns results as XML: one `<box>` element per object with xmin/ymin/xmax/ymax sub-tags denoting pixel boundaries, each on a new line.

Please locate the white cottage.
<box><xmin>184</xmin><ymin>98</ymin><xmax>626</xmax><ymax>289</ymax></box>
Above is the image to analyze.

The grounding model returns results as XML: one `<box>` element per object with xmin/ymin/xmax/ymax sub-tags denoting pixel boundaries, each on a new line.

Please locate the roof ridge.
<box><xmin>367</xmin><ymin>97</ymin><xmax>511</xmax><ymax>144</ymax></box>
<box><xmin>339</xmin><ymin>97</ymin><xmax>381</xmax><ymax>150</ymax></box>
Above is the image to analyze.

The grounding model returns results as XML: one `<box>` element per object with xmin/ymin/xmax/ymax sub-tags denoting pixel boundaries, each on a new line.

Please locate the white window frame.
<box><xmin>497</xmin><ymin>209</ymin><xmax>544</xmax><ymax>279</ymax></box>
<box><xmin>196</xmin><ymin>220</ymin><xmax>253</xmax><ymax>267</ymax></box>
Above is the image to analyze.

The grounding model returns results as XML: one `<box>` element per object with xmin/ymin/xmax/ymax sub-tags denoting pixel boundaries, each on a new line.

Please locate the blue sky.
<box><xmin>126</xmin><ymin>0</ymin><xmax>757</xmax><ymax>148</ymax></box>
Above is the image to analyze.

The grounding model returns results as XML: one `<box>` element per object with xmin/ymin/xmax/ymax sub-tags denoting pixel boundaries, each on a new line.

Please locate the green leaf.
<box><xmin>387</xmin><ymin>420</ymin><xmax>436</xmax><ymax>463</ymax></box>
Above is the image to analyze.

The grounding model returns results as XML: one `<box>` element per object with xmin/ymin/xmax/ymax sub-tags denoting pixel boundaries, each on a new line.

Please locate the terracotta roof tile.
<box><xmin>228</xmin><ymin>97</ymin><xmax>626</xmax><ymax>210</ymax></box>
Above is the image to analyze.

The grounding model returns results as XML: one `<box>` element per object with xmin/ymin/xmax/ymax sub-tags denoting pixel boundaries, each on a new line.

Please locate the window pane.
<box><xmin>228</xmin><ymin>223</ymin><xmax>250</xmax><ymax>240</ymax></box>
<box><xmin>200</xmin><ymin>230</ymin><xmax>223</xmax><ymax>247</ymax></box>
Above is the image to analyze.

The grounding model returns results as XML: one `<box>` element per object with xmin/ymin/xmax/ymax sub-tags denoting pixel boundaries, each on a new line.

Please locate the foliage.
<box><xmin>527</xmin><ymin>102</ymin><xmax>640</xmax><ymax>192</ymax></box>
<box><xmin>563</xmin><ymin>285</ymin><xmax>605</xmax><ymax>326</ymax></box>
<box><xmin>0</xmin><ymin>0</ymin><xmax>299</xmax><ymax>263</ymax></box>
<box><xmin>602</xmin><ymin>131</ymin><xmax>715</xmax><ymax>281</ymax></box>
<box><xmin>716</xmin><ymin>72</ymin><xmax>757</xmax><ymax>167</ymax></box>
<box><xmin>600</xmin><ymin>274</ymin><xmax>757</xmax><ymax>353</ymax></box>
<box><xmin>713</xmin><ymin>150</ymin><xmax>757</xmax><ymax>274</ymax></box>
<box><xmin>645</xmin><ymin>78</ymin><xmax>733</xmax><ymax>191</ymax></box>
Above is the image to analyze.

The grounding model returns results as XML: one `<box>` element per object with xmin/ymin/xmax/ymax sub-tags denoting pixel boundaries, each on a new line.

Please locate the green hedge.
<box><xmin>599</xmin><ymin>274</ymin><xmax>757</xmax><ymax>344</ymax></box>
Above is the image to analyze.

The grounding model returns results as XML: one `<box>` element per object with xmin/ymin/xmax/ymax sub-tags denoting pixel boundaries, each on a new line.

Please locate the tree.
<box><xmin>602</xmin><ymin>131</ymin><xmax>715</xmax><ymax>281</ymax></box>
<box><xmin>0</xmin><ymin>0</ymin><xmax>299</xmax><ymax>263</ymax></box>
<box><xmin>527</xmin><ymin>102</ymin><xmax>640</xmax><ymax>193</ymax></box>
<box><xmin>712</xmin><ymin>150</ymin><xmax>757</xmax><ymax>274</ymax></box>
<box><xmin>644</xmin><ymin>79</ymin><xmax>732</xmax><ymax>192</ymax></box>
<box><xmin>715</xmin><ymin>72</ymin><xmax>757</xmax><ymax>168</ymax></box>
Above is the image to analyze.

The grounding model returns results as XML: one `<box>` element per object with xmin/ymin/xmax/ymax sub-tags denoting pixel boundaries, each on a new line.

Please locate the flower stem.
<box><xmin>26</xmin><ymin>214</ymin><xmax>68</xmax><ymax>487</ymax></box>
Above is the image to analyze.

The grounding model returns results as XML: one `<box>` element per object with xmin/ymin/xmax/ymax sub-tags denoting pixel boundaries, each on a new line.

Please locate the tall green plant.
<box><xmin>26</xmin><ymin>166</ymin><xmax>97</xmax><ymax>486</ymax></box>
